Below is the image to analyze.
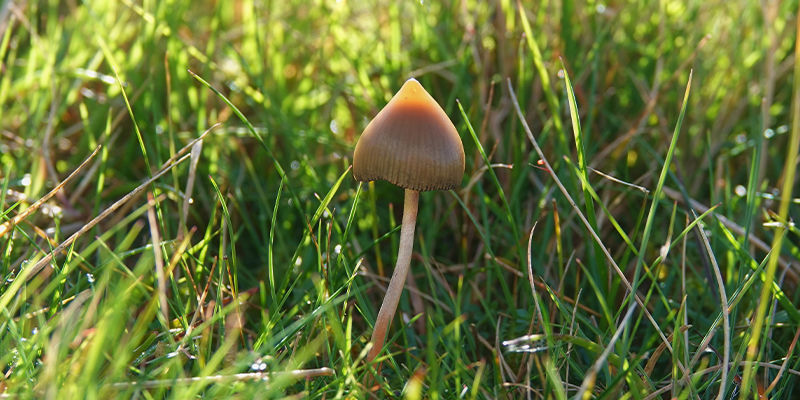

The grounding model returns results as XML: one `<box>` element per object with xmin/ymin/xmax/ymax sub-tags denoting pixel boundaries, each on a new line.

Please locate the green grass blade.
<box><xmin>625</xmin><ymin>70</ymin><xmax>692</xmax><ymax>346</ymax></box>
<box><xmin>517</xmin><ymin>0</ymin><xmax>567</xmax><ymax>153</ymax></box>
<box><xmin>741</xmin><ymin>22</ymin><xmax>800</xmax><ymax>390</ymax></box>
<box><xmin>457</xmin><ymin>100</ymin><xmax>519</xmax><ymax>245</ymax></box>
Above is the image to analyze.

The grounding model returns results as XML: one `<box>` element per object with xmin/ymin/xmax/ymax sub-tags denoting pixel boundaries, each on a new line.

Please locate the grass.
<box><xmin>1</xmin><ymin>0</ymin><xmax>800</xmax><ymax>398</ymax></box>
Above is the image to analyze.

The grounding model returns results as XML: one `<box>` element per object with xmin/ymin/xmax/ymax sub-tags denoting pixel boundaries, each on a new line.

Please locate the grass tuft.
<box><xmin>1</xmin><ymin>1</ymin><xmax>799</xmax><ymax>397</ymax></box>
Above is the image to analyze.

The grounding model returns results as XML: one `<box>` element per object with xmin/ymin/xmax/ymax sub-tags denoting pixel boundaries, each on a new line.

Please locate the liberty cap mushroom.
<box><xmin>353</xmin><ymin>78</ymin><xmax>464</xmax><ymax>364</ymax></box>
<box><xmin>353</xmin><ymin>78</ymin><xmax>465</xmax><ymax>191</ymax></box>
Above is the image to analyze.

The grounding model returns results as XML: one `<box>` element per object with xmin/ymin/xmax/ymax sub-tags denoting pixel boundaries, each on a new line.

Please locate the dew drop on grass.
<box><xmin>596</xmin><ymin>3</ymin><xmax>607</xmax><ymax>13</ymax></box>
<box><xmin>250</xmin><ymin>361</ymin><xmax>267</xmax><ymax>371</ymax></box>
<box><xmin>87</xmin><ymin>273</ymin><xmax>95</xmax><ymax>283</ymax></box>
<box><xmin>557</xmin><ymin>69</ymin><xmax>565</xmax><ymax>79</ymax></box>
<box><xmin>329</xmin><ymin>119</ymin><xmax>339</xmax><ymax>134</ymax></box>
<box><xmin>334</xmin><ymin>244</ymin><xmax>342</xmax><ymax>254</ymax></box>
<box><xmin>777</xmin><ymin>125</ymin><xmax>789</xmax><ymax>134</ymax></box>
<box><xmin>734</xmin><ymin>185</ymin><xmax>747</xmax><ymax>197</ymax></box>
<box><xmin>290</xmin><ymin>160</ymin><xmax>300</xmax><ymax>170</ymax></box>
<box><xmin>43</xmin><ymin>204</ymin><xmax>62</xmax><ymax>218</ymax></box>
<box><xmin>735</xmin><ymin>134</ymin><xmax>747</xmax><ymax>144</ymax></box>
<box><xmin>763</xmin><ymin>128</ymin><xmax>775</xmax><ymax>139</ymax></box>
<box><xmin>771</xmin><ymin>188</ymin><xmax>780</xmax><ymax>199</ymax></box>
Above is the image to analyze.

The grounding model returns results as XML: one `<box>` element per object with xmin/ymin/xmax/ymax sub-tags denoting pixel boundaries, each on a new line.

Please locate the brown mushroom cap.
<box><xmin>353</xmin><ymin>78</ymin><xmax>465</xmax><ymax>191</ymax></box>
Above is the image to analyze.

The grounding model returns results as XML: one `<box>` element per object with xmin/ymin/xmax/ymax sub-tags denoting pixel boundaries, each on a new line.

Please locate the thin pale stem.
<box><xmin>367</xmin><ymin>189</ymin><xmax>419</xmax><ymax>363</ymax></box>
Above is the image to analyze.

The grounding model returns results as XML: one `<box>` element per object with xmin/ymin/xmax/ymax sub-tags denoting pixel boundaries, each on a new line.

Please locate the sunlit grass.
<box><xmin>1</xmin><ymin>0</ymin><xmax>799</xmax><ymax>398</ymax></box>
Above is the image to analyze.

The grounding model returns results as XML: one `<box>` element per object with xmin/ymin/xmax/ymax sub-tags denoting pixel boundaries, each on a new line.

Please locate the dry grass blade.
<box><xmin>147</xmin><ymin>192</ymin><xmax>169</xmax><ymax>325</ymax></box>
<box><xmin>21</xmin><ymin>152</ymin><xmax>190</xmax><ymax>280</ymax></box>
<box><xmin>0</xmin><ymin>145</ymin><xmax>101</xmax><ymax>239</ymax></box>
<box><xmin>693</xmin><ymin>210</ymin><xmax>730</xmax><ymax>400</ymax></box>
<box><xmin>589</xmin><ymin>167</ymin><xmax>650</xmax><ymax>194</ymax></box>
<box><xmin>525</xmin><ymin>221</ymin><xmax>539</xmax><ymax>300</ymax></box>
<box><xmin>642</xmin><ymin>361</ymin><xmax>800</xmax><ymax>400</ymax></box>
<box><xmin>17</xmin><ymin>129</ymin><xmax>212</xmax><ymax>283</ymax></box>
<box><xmin>506</xmin><ymin>78</ymin><xmax>689</xmax><ymax>379</ymax></box>
<box><xmin>662</xmin><ymin>186</ymin><xmax>798</xmax><ymax>281</ymax></box>
<box><xmin>644</xmin><ymin>326</ymin><xmax>690</xmax><ymax>377</ymax></box>
<box><xmin>179</xmin><ymin>126</ymin><xmax>211</xmax><ymax>239</ymax></box>
<box><xmin>765</xmin><ymin>327</ymin><xmax>800</xmax><ymax>394</ymax></box>
<box><xmin>106</xmin><ymin>368</ymin><xmax>335</xmax><ymax>389</ymax></box>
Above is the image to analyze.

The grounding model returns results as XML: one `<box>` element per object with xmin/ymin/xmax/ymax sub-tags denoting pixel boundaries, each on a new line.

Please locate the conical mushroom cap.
<box><xmin>353</xmin><ymin>78</ymin><xmax>465</xmax><ymax>191</ymax></box>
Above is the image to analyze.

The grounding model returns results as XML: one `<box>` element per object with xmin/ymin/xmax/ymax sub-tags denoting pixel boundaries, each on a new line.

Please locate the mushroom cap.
<box><xmin>353</xmin><ymin>78</ymin><xmax>465</xmax><ymax>191</ymax></box>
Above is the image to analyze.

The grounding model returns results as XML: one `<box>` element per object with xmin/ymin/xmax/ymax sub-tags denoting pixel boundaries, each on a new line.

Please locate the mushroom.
<box><xmin>353</xmin><ymin>78</ymin><xmax>465</xmax><ymax>364</ymax></box>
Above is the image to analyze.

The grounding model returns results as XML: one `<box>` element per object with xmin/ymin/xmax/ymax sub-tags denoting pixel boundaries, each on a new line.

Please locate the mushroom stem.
<box><xmin>367</xmin><ymin>189</ymin><xmax>419</xmax><ymax>363</ymax></box>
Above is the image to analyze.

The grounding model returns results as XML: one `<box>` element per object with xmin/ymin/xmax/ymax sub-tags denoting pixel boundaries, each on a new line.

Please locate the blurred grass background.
<box><xmin>1</xmin><ymin>0</ymin><xmax>799</xmax><ymax>397</ymax></box>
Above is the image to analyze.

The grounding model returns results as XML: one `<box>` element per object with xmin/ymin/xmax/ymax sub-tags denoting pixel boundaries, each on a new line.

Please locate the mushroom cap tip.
<box><xmin>353</xmin><ymin>79</ymin><xmax>465</xmax><ymax>191</ymax></box>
